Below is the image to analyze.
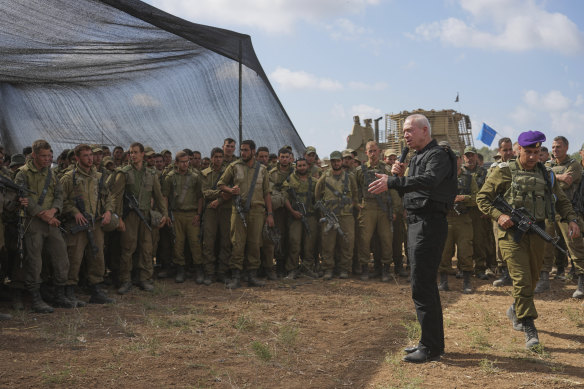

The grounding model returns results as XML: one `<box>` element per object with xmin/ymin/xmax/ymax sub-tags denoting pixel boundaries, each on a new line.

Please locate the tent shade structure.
<box><xmin>0</xmin><ymin>0</ymin><xmax>305</xmax><ymax>156</ymax></box>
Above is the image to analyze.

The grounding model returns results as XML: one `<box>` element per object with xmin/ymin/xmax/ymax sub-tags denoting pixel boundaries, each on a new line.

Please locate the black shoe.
<box><xmin>381</xmin><ymin>264</ymin><xmax>390</xmax><ymax>283</ymax></box>
<box><xmin>29</xmin><ymin>289</ymin><xmax>54</xmax><ymax>313</ymax></box>
<box><xmin>203</xmin><ymin>274</ymin><xmax>213</xmax><ymax>286</ymax></box>
<box><xmin>65</xmin><ymin>285</ymin><xmax>87</xmax><ymax>308</ymax></box>
<box><xmin>89</xmin><ymin>285</ymin><xmax>116</xmax><ymax>304</ymax></box>
<box><xmin>438</xmin><ymin>272</ymin><xmax>449</xmax><ymax>291</ymax></box>
<box><xmin>265</xmin><ymin>269</ymin><xmax>278</xmax><ymax>281</ymax></box>
<box><xmin>404</xmin><ymin>345</ymin><xmax>418</xmax><ymax>354</ymax></box>
<box><xmin>0</xmin><ymin>312</ymin><xmax>12</xmax><ymax>321</ymax></box>
<box><xmin>248</xmin><ymin>270</ymin><xmax>265</xmax><ymax>287</ymax></box>
<box><xmin>175</xmin><ymin>266</ymin><xmax>185</xmax><ymax>283</ymax></box>
<box><xmin>117</xmin><ymin>282</ymin><xmax>133</xmax><ymax>295</ymax></box>
<box><xmin>360</xmin><ymin>264</ymin><xmax>369</xmax><ymax>281</ymax></box>
<box><xmin>323</xmin><ymin>270</ymin><xmax>333</xmax><ymax>281</ymax></box>
<box><xmin>195</xmin><ymin>269</ymin><xmax>204</xmax><ymax>285</ymax></box>
<box><xmin>52</xmin><ymin>286</ymin><xmax>76</xmax><ymax>309</ymax></box>
<box><xmin>226</xmin><ymin>269</ymin><xmax>241</xmax><ymax>289</ymax></box>
<box><xmin>11</xmin><ymin>289</ymin><xmax>24</xmax><ymax>311</ymax></box>
<box><xmin>476</xmin><ymin>272</ymin><xmax>489</xmax><ymax>281</ymax></box>
<box><xmin>339</xmin><ymin>271</ymin><xmax>349</xmax><ymax>279</ymax></box>
<box><xmin>138</xmin><ymin>280</ymin><xmax>154</xmax><ymax>292</ymax></box>
<box><xmin>403</xmin><ymin>348</ymin><xmax>441</xmax><ymax>363</ymax></box>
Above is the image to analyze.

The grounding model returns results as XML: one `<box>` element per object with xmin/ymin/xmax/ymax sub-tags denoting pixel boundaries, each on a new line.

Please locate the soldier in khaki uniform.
<box><xmin>61</xmin><ymin>144</ymin><xmax>115</xmax><ymax>305</ymax></box>
<box><xmin>110</xmin><ymin>142</ymin><xmax>169</xmax><ymax>295</ymax></box>
<box><xmin>438</xmin><ymin>152</ymin><xmax>478</xmax><ymax>293</ymax></box>
<box><xmin>355</xmin><ymin>141</ymin><xmax>400</xmax><ymax>282</ymax></box>
<box><xmin>536</xmin><ymin>136</ymin><xmax>584</xmax><ymax>297</ymax></box>
<box><xmin>489</xmin><ymin>137</ymin><xmax>515</xmax><ymax>287</ymax></box>
<box><xmin>282</xmin><ymin>158</ymin><xmax>318</xmax><ymax>278</ymax></box>
<box><xmin>257</xmin><ymin>146</ymin><xmax>276</xmax><ymax>279</ymax></box>
<box><xmin>222</xmin><ymin>138</ymin><xmax>237</xmax><ymax>168</ymax></box>
<box><xmin>315</xmin><ymin>151</ymin><xmax>358</xmax><ymax>280</ymax></box>
<box><xmin>268</xmin><ymin>148</ymin><xmax>294</xmax><ymax>277</ymax></box>
<box><xmin>463</xmin><ymin>146</ymin><xmax>493</xmax><ymax>280</ymax></box>
<box><xmin>201</xmin><ymin>147</ymin><xmax>232</xmax><ymax>283</ymax></box>
<box><xmin>218</xmin><ymin>140</ymin><xmax>274</xmax><ymax>289</ymax></box>
<box><xmin>304</xmin><ymin>146</ymin><xmax>322</xmax><ymax>179</ymax></box>
<box><xmin>477</xmin><ymin>131</ymin><xmax>580</xmax><ymax>350</ymax></box>
<box><xmin>15</xmin><ymin>139</ymin><xmax>74</xmax><ymax>312</ymax></box>
<box><xmin>163</xmin><ymin>151</ymin><xmax>203</xmax><ymax>284</ymax></box>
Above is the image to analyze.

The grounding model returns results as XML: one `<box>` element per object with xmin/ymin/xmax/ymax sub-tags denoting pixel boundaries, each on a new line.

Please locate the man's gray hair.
<box><xmin>407</xmin><ymin>114</ymin><xmax>432</xmax><ymax>136</ymax></box>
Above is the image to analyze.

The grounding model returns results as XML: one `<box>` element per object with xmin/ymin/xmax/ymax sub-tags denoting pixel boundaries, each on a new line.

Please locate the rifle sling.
<box><xmin>37</xmin><ymin>167</ymin><xmax>52</xmax><ymax>206</ymax></box>
<box><xmin>244</xmin><ymin>161</ymin><xmax>261</xmax><ymax>212</ymax></box>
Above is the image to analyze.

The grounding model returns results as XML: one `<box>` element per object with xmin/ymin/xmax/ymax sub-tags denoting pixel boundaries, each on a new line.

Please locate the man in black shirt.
<box><xmin>369</xmin><ymin>114</ymin><xmax>457</xmax><ymax>363</ymax></box>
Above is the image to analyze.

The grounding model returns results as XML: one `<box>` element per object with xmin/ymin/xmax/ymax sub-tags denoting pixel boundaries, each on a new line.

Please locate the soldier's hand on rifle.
<box><xmin>568</xmin><ymin>221</ymin><xmax>580</xmax><ymax>239</ymax></box>
<box><xmin>101</xmin><ymin>211</ymin><xmax>112</xmax><ymax>226</ymax></box>
<box><xmin>210</xmin><ymin>199</ymin><xmax>220</xmax><ymax>208</ymax></box>
<box><xmin>368</xmin><ymin>173</ymin><xmax>389</xmax><ymax>194</ymax></box>
<box><xmin>159</xmin><ymin>216</ymin><xmax>170</xmax><ymax>228</ymax></box>
<box><xmin>18</xmin><ymin>197</ymin><xmax>28</xmax><ymax>207</ymax></box>
<box><xmin>118</xmin><ymin>218</ymin><xmax>126</xmax><ymax>232</ymax></box>
<box><xmin>290</xmin><ymin>209</ymin><xmax>302</xmax><ymax>220</ymax></box>
<box><xmin>454</xmin><ymin>195</ymin><xmax>466</xmax><ymax>203</ymax></box>
<box><xmin>498</xmin><ymin>214</ymin><xmax>514</xmax><ymax>230</ymax></box>
<box><xmin>75</xmin><ymin>212</ymin><xmax>88</xmax><ymax>225</ymax></box>
<box><xmin>266</xmin><ymin>213</ymin><xmax>275</xmax><ymax>227</ymax></box>
<box><xmin>231</xmin><ymin>185</ymin><xmax>240</xmax><ymax>195</ymax></box>
<box><xmin>192</xmin><ymin>214</ymin><xmax>201</xmax><ymax>226</ymax></box>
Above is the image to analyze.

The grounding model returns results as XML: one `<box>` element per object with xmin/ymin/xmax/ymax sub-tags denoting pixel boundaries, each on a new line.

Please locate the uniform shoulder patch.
<box><xmin>497</xmin><ymin>162</ymin><xmax>509</xmax><ymax>168</ymax></box>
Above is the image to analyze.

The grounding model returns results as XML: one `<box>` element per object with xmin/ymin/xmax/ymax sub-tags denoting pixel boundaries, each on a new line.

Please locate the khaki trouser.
<box><xmin>66</xmin><ymin>223</ymin><xmax>105</xmax><ymax>285</ymax></box>
<box><xmin>120</xmin><ymin>212</ymin><xmax>153</xmax><ymax>283</ymax></box>
<box><xmin>230</xmin><ymin>206</ymin><xmax>265</xmax><ymax>271</ymax></box>
<box><xmin>23</xmin><ymin>217</ymin><xmax>69</xmax><ymax>289</ymax></box>
<box><xmin>470</xmin><ymin>207</ymin><xmax>493</xmax><ymax>272</ymax></box>
<box><xmin>493</xmin><ymin>220</ymin><xmax>506</xmax><ymax>268</ymax></box>
<box><xmin>499</xmin><ymin>230</ymin><xmax>545</xmax><ymax>320</ymax></box>
<box><xmin>358</xmin><ymin>201</ymin><xmax>393</xmax><ymax>265</ymax></box>
<box><xmin>439</xmin><ymin>213</ymin><xmax>474</xmax><ymax>273</ymax></box>
<box><xmin>172</xmin><ymin>210</ymin><xmax>202</xmax><ymax>267</ymax></box>
<box><xmin>202</xmin><ymin>206</ymin><xmax>232</xmax><ymax>275</ymax></box>
<box><xmin>286</xmin><ymin>215</ymin><xmax>318</xmax><ymax>272</ymax></box>
<box><xmin>321</xmin><ymin>214</ymin><xmax>354</xmax><ymax>272</ymax></box>
<box><xmin>542</xmin><ymin>215</ymin><xmax>584</xmax><ymax>275</ymax></box>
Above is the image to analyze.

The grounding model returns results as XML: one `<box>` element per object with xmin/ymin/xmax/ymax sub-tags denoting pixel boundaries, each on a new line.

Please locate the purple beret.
<box><xmin>517</xmin><ymin>131</ymin><xmax>546</xmax><ymax>147</ymax></box>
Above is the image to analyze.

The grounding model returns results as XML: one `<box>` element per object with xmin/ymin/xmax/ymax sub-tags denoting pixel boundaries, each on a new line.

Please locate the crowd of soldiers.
<box><xmin>0</xmin><ymin>134</ymin><xmax>582</xmax><ymax>320</ymax></box>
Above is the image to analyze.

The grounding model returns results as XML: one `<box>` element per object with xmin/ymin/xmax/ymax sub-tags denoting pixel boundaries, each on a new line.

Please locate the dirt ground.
<box><xmin>1</xmin><ymin>272</ymin><xmax>583</xmax><ymax>389</ymax></box>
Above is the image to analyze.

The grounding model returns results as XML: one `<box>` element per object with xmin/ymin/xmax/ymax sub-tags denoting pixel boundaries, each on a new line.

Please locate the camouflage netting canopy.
<box><xmin>0</xmin><ymin>0</ymin><xmax>304</xmax><ymax>156</ymax></box>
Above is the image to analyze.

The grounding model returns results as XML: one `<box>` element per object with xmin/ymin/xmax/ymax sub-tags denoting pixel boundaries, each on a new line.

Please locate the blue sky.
<box><xmin>146</xmin><ymin>0</ymin><xmax>584</xmax><ymax>158</ymax></box>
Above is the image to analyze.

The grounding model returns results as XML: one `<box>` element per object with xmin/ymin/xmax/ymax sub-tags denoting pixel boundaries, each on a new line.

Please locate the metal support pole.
<box><xmin>238</xmin><ymin>40</ymin><xmax>243</xmax><ymax>147</ymax></box>
<box><xmin>374</xmin><ymin>116</ymin><xmax>383</xmax><ymax>144</ymax></box>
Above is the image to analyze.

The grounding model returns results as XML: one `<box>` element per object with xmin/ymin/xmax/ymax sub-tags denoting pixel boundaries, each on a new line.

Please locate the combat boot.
<box><xmin>438</xmin><ymin>272</ymin><xmax>449</xmax><ymax>291</ymax></box>
<box><xmin>203</xmin><ymin>272</ymin><xmax>213</xmax><ymax>286</ymax></box>
<box><xmin>301</xmin><ymin>262</ymin><xmax>318</xmax><ymax>278</ymax></box>
<box><xmin>226</xmin><ymin>269</ymin><xmax>241</xmax><ymax>289</ymax></box>
<box><xmin>339</xmin><ymin>271</ymin><xmax>349</xmax><ymax>279</ymax></box>
<box><xmin>65</xmin><ymin>285</ymin><xmax>87</xmax><ymax>308</ymax></box>
<box><xmin>11</xmin><ymin>289</ymin><xmax>24</xmax><ymax>311</ymax></box>
<box><xmin>285</xmin><ymin>269</ymin><xmax>298</xmax><ymax>280</ymax></box>
<box><xmin>117</xmin><ymin>281</ymin><xmax>132</xmax><ymax>295</ymax></box>
<box><xmin>506</xmin><ymin>303</ymin><xmax>523</xmax><ymax>331</ymax></box>
<box><xmin>522</xmin><ymin>317</ymin><xmax>540</xmax><ymax>350</ymax></box>
<box><xmin>572</xmin><ymin>274</ymin><xmax>584</xmax><ymax>299</ymax></box>
<box><xmin>381</xmin><ymin>264</ymin><xmax>390</xmax><ymax>283</ymax></box>
<box><xmin>89</xmin><ymin>284</ymin><xmax>115</xmax><ymax>304</ymax></box>
<box><xmin>555</xmin><ymin>266</ymin><xmax>566</xmax><ymax>281</ymax></box>
<box><xmin>248</xmin><ymin>270</ymin><xmax>266</xmax><ymax>287</ymax></box>
<box><xmin>138</xmin><ymin>280</ymin><xmax>154</xmax><ymax>292</ymax></box>
<box><xmin>174</xmin><ymin>266</ymin><xmax>185</xmax><ymax>283</ymax></box>
<box><xmin>265</xmin><ymin>268</ymin><xmax>278</xmax><ymax>281</ymax></box>
<box><xmin>493</xmin><ymin>267</ymin><xmax>512</xmax><ymax>287</ymax></box>
<box><xmin>534</xmin><ymin>271</ymin><xmax>550</xmax><ymax>294</ymax></box>
<box><xmin>0</xmin><ymin>312</ymin><xmax>12</xmax><ymax>320</ymax></box>
<box><xmin>30</xmin><ymin>289</ymin><xmax>54</xmax><ymax>313</ymax></box>
<box><xmin>462</xmin><ymin>271</ymin><xmax>473</xmax><ymax>294</ymax></box>
<box><xmin>53</xmin><ymin>286</ymin><xmax>76</xmax><ymax>308</ymax></box>
<box><xmin>394</xmin><ymin>259</ymin><xmax>409</xmax><ymax>278</ymax></box>
<box><xmin>360</xmin><ymin>264</ymin><xmax>369</xmax><ymax>281</ymax></box>
<box><xmin>195</xmin><ymin>268</ymin><xmax>204</xmax><ymax>285</ymax></box>
<box><xmin>323</xmin><ymin>269</ymin><xmax>333</xmax><ymax>281</ymax></box>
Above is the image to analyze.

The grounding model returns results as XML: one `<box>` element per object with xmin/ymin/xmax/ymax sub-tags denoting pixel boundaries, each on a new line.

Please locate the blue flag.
<box><xmin>477</xmin><ymin>123</ymin><xmax>497</xmax><ymax>146</ymax></box>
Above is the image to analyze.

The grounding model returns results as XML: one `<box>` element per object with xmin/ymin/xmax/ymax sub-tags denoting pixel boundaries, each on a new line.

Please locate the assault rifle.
<box><xmin>234</xmin><ymin>194</ymin><xmax>247</xmax><ymax>228</ymax></box>
<box><xmin>492</xmin><ymin>195</ymin><xmax>570</xmax><ymax>258</ymax></box>
<box><xmin>263</xmin><ymin>224</ymin><xmax>281</xmax><ymax>254</ymax></box>
<box><xmin>315</xmin><ymin>200</ymin><xmax>347</xmax><ymax>241</ymax></box>
<box><xmin>287</xmin><ymin>187</ymin><xmax>310</xmax><ymax>236</ymax></box>
<box><xmin>0</xmin><ymin>175</ymin><xmax>36</xmax><ymax>266</ymax></box>
<box><xmin>124</xmin><ymin>193</ymin><xmax>152</xmax><ymax>232</ymax></box>
<box><xmin>71</xmin><ymin>195</ymin><xmax>99</xmax><ymax>255</ymax></box>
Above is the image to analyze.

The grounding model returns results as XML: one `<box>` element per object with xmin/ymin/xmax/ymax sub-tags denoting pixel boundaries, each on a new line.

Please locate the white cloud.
<box><xmin>411</xmin><ymin>0</ymin><xmax>584</xmax><ymax>54</ymax></box>
<box><xmin>523</xmin><ymin>90</ymin><xmax>572</xmax><ymax>112</ymax></box>
<box><xmin>327</xmin><ymin>18</ymin><xmax>371</xmax><ymax>40</ymax></box>
<box><xmin>550</xmin><ymin>110</ymin><xmax>584</xmax><ymax>137</ymax></box>
<box><xmin>270</xmin><ymin>67</ymin><xmax>342</xmax><ymax>91</ymax></box>
<box><xmin>509</xmin><ymin>105</ymin><xmax>533</xmax><ymax>126</ymax></box>
<box><xmin>402</xmin><ymin>60</ymin><xmax>417</xmax><ymax>70</ymax></box>
<box><xmin>348</xmin><ymin>81</ymin><xmax>388</xmax><ymax>91</ymax></box>
<box><xmin>149</xmin><ymin>0</ymin><xmax>380</xmax><ymax>34</ymax></box>
<box><xmin>350</xmin><ymin>104</ymin><xmax>382</xmax><ymax>119</ymax></box>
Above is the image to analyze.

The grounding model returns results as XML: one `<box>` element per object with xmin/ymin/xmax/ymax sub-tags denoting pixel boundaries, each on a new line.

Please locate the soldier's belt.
<box><xmin>173</xmin><ymin>209</ymin><xmax>198</xmax><ymax>213</ymax></box>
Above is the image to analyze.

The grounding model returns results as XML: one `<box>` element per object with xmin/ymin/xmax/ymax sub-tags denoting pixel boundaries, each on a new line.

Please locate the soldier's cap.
<box><xmin>160</xmin><ymin>149</ymin><xmax>171</xmax><ymax>155</ymax></box>
<box><xmin>9</xmin><ymin>153</ymin><xmax>25</xmax><ymax>168</ymax></box>
<box><xmin>464</xmin><ymin>146</ymin><xmax>477</xmax><ymax>155</ymax></box>
<box><xmin>92</xmin><ymin>146</ymin><xmax>103</xmax><ymax>153</ymax></box>
<box><xmin>384</xmin><ymin>149</ymin><xmax>398</xmax><ymax>157</ymax></box>
<box><xmin>321</xmin><ymin>158</ymin><xmax>330</xmax><ymax>167</ymax></box>
<box><xmin>102</xmin><ymin>156</ymin><xmax>114</xmax><ymax>166</ymax></box>
<box><xmin>438</xmin><ymin>141</ymin><xmax>450</xmax><ymax>148</ymax></box>
<box><xmin>341</xmin><ymin>149</ymin><xmax>354</xmax><ymax>158</ymax></box>
<box><xmin>144</xmin><ymin>146</ymin><xmax>155</xmax><ymax>157</ymax></box>
<box><xmin>330</xmin><ymin>151</ymin><xmax>342</xmax><ymax>160</ymax></box>
<box><xmin>518</xmin><ymin>131</ymin><xmax>546</xmax><ymax>148</ymax></box>
<box><xmin>305</xmin><ymin>146</ymin><xmax>316</xmax><ymax>155</ymax></box>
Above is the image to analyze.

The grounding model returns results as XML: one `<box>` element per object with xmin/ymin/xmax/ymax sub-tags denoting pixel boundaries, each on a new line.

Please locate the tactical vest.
<box><xmin>453</xmin><ymin>169</ymin><xmax>472</xmax><ymax>214</ymax></box>
<box><xmin>504</xmin><ymin>160</ymin><xmax>553</xmax><ymax>222</ymax></box>
<box><xmin>121</xmin><ymin>164</ymin><xmax>155</xmax><ymax>211</ymax></box>
<box><xmin>546</xmin><ymin>158</ymin><xmax>578</xmax><ymax>200</ymax></box>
